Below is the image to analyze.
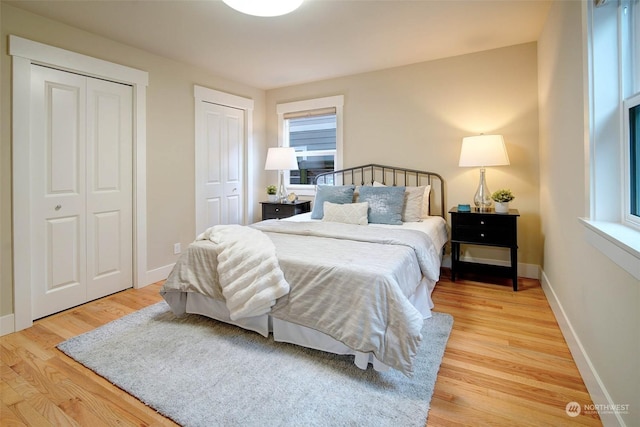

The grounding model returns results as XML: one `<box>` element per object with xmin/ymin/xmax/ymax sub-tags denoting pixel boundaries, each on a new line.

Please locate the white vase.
<box><xmin>268</xmin><ymin>194</ymin><xmax>278</xmax><ymax>202</ymax></box>
<box><xmin>494</xmin><ymin>202</ymin><xmax>510</xmax><ymax>213</ymax></box>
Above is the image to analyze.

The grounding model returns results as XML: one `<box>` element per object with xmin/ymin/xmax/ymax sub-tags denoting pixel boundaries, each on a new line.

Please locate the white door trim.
<box><xmin>194</xmin><ymin>85</ymin><xmax>254</xmax><ymax>231</ymax></box>
<box><xmin>9</xmin><ymin>35</ymin><xmax>149</xmax><ymax>331</ymax></box>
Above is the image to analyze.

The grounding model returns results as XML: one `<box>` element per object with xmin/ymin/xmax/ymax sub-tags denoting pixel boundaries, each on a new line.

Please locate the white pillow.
<box><xmin>403</xmin><ymin>186</ymin><xmax>425</xmax><ymax>222</ymax></box>
<box><xmin>322</xmin><ymin>201</ymin><xmax>369</xmax><ymax>225</ymax></box>
<box><xmin>421</xmin><ymin>185</ymin><xmax>432</xmax><ymax>218</ymax></box>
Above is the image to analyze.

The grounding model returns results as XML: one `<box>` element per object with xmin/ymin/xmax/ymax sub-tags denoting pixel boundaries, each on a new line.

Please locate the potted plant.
<box><xmin>266</xmin><ymin>185</ymin><xmax>278</xmax><ymax>202</ymax></box>
<box><xmin>491</xmin><ymin>189</ymin><xmax>514</xmax><ymax>213</ymax></box>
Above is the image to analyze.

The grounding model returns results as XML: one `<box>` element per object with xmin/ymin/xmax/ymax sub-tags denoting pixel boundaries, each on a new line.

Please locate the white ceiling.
<box><xmin>6</xmin><ymin>0</ymin><xmax>552</xmax><ymax>90</ymax></box>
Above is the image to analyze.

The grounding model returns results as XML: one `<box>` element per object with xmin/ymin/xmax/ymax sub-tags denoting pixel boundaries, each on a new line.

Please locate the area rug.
<box><xmin>58</xmin><ymin>301</ymin><xmax>453</xmax><ymax>427</ymax></box>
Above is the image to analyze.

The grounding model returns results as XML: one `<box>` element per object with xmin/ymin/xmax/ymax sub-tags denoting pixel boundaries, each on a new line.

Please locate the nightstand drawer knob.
<box><xmin>275</xmin><ymin>208</ymin><xmax>280</xmax><ymax>212</ymax></box>
<box><xmin>480</xmin><ymin>220</ymin><xmax>485</xmax><ymax>225</ymax></box>
<box><xmin>480</xmin><ymin>233</ymin><xmax>485</xmax><ymax>237</ymax></box>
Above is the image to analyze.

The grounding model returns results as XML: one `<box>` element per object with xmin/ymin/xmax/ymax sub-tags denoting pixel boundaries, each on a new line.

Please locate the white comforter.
<box><xmin>162</xmin><ymin>219</ymin><xmax>444</xmax><ymax>375</ymax></box>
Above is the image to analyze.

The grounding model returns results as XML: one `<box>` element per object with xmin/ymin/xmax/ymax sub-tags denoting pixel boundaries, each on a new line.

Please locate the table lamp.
<box><xmin>265</xmin><ymin>147</ymin><xmax>299</xmax><ymax>203</ymax></box>
<box><xmin>458</xmin><ymin>134</ymin><xmax>510</xmax><ymax>210</ymax></box>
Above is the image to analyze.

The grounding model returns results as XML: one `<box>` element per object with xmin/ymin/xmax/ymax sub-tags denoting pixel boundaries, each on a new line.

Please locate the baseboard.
<box><xmin>1</xmin><ymin>313</ymin><xmax>15</xmax><ymax>336</ymax></box>
<box><xmin>1</xmin><ymin>265</ymin><xmax>175</xmax><ymax>336</ymax></box>
<box><xmin>144</xmin><ymin>263</ymin><xmax>175</xmax><ymax>286</ymax></box>
<box><xmin>540</xmin><ymin>270</ymin><xmax>625</xmax><ymax>427</ymax></box>
<box><xmin>443</xmin><ymin>254</ymin><xmax>540</xmax><ymax>279</ymax></box>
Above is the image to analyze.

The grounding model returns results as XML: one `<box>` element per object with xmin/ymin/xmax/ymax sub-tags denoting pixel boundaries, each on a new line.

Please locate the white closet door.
<box><xmin>30</xmin><ymin>65</ymin><xmax>133</xmax><ymax>319</ymax></box>
<box><xmin>31</xmin><ymin>66</ymin><xmax>87</xmax><ymax>318</ymax></box>
<box><xmin>196</xmin><ymin>101</ymin><xmax>244</xmax><ymax>234</ymax></box>
<box><xmin>223</xmin><ymin>104</ymin><xmax>244</xmax><ymax>225</ymax></box>
<box><xmin>85</xmin><ymin>78</ymin><xmax>133</xmax><ymax>300</ymax></box>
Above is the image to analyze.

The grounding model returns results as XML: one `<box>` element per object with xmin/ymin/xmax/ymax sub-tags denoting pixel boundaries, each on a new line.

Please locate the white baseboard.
<box><xmin>1</xmin><ymin>313</ymin><xmax>15</xmax><ymax>336</ymax></box>
<box><xmin>144</xmin><ymin>263</ymin><xmax>175</xmax><ymax>286</ymax></box>
<box><xmin>442</xmin><ymin>254</ymin><xmax>540</xmax><ymax>279</ymax></box>
<box><xmin>540</xmin><ymin>270</ymin><xmax>625</xmax><ymax>427</ymax></box>
<box><xmin>1</xmin><ymin>264</ymin><xmax>175</xmax><ymax>336</ymax></box>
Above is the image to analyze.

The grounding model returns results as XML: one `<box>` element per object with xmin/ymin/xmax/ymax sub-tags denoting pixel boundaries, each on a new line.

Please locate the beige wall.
<box><xmin>0</xmin><ymin>4</ymin><xmax>266</xmax><ymax>318</ymax></box>
<box><xmin>538</xmin><ymin>1</ymin><xmax>639</xmax><ymax>425</ymax></box>
<box><xmin>266</xmin><ymin>43</ymin><xmax>541</xmax><ymax>268</ymax></box>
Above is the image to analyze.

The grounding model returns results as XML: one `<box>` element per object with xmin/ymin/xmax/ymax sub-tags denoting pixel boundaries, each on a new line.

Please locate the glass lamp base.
<box><xmin>473</xmin><ymin>168</ymin><xmax>493</xmax><ymax>210</ymax></box>
<box><xmin>277</xmin><ymin>171</ymin><xmax>287</xmax><ymax>203</ymax></box>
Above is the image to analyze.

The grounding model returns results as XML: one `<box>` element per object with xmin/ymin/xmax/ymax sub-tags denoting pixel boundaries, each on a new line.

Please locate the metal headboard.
<box><xmin>314</xmin><ymin>164</ymin><xmax>446</xmax><ymax>219</ymax></box>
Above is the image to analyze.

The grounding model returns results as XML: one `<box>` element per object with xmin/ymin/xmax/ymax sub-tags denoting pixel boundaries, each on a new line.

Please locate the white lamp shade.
<box><xmin>222</xmin><ymin>0</ymin><xmax>303</xmax><ymax>17</ymax></box>
<box><xmin>458</xmin><ymin>135</ymin><xmax>510</xmax><ymax>167</ymax></box>
<box><xmin>264</xmin><ymin>147</ymin><xmax>299</xmax><ymax>171</ymax></box>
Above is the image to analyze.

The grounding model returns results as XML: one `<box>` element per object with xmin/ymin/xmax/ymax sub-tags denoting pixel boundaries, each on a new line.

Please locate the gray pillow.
<box><xmin>359</xmin><ymin>186</ymin><xmax>405</xmax><ymax>225</ymax></box>
<box><xmin>310</xmin><ymin>185</ymin><xmax>356</xmax><ymax>219</ymax></box>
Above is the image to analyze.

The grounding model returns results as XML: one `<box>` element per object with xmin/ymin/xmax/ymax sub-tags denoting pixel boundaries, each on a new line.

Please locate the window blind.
<box><xmin>283</xmin><ymin>107</ymin><xmax>336</xmax><ymax>120</ymax></box>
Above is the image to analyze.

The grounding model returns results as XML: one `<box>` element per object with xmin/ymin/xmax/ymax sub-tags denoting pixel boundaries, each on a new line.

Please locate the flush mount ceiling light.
<box><xmin>222</xmin><ymin>0</ymin><xmax>304</xmax><ymax>17</ymax></box>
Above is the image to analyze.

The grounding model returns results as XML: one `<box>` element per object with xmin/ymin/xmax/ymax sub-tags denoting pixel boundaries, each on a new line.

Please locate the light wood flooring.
<box><xmin>1</xmin><ymin>273</ymin><xmax>601</xmax><ymax>426</ymax></box>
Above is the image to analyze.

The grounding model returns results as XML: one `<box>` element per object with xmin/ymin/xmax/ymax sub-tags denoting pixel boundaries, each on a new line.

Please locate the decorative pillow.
<box><xmin>358</xmin><ymin>186</ymin><xmax>405</xmax><ymax>225</ymax></box>
<box><xmin>372</xmin><ymin>181</ymin><xmax>425</xmax><ymax>222</ymax></box>
<box><xmin>421</xmin><ymin>185</ymin><xmax>432</xmax><ymax>218</ymax></box>
<box><xmin>322</xmin><ymin>201</ymin><xmax>369</xmax><ymax>225</ymax></box>
<box><xmin>310</xmin><ymin>185</ymin><xmax>356</xmax><ymax>219</ymax></box>
<box><xmin>402</xmin><ymin>186</ymin><xmax>425</xmax><ymax>222</ymax></box>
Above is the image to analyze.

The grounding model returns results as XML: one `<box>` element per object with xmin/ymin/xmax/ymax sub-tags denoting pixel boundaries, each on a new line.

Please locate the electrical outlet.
<box><xmin>173</xmin><ymin>243</ymin><xmax>181</xmax><ymax>254</ymax></box>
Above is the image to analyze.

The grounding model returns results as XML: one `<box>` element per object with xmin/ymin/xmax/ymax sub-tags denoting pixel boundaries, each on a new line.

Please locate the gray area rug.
<box><xmin>58</xmin><ymin>301</ymin><xmax>453</xmax><ymax>427</ymax></box>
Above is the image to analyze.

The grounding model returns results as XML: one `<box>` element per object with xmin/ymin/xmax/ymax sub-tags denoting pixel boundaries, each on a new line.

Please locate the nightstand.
<box><xmin>261</xmin><ymin>200</ymin><xmax>311</xmax><ymax>220</ymax></box>
<box><xmin>449</xmin><ymin>207</ymin><xmax>520</xmax><ymax>291</ymax></box>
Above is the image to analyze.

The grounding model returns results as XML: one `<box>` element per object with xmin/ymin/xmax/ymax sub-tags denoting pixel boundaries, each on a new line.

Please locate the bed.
<box><xmin>160</xmin><ymin>164</ymin><xmax>448</xmax><ymax>376</ymax></box>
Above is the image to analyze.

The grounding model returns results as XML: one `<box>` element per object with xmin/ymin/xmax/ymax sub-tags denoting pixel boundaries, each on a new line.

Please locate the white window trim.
<box><xmin>583</xmin><ymin>1</ymin><xmax>640</xmax><ymax>280</ymax></box>
<box><xmin>276</xmin><ymin>95</ymin><xmax>344</xmax><ymax>196</ymax></box>
<box><xmin>580</xmin><ymin>219</ymin><xmax>640</xmax><ymax>279</ymax></box>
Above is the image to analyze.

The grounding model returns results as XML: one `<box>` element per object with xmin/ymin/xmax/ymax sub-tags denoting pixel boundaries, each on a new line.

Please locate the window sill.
<box><xmin>579</xmin><ymin>218</ymin><xmax>640</xmax><ymax>280</ymax></box>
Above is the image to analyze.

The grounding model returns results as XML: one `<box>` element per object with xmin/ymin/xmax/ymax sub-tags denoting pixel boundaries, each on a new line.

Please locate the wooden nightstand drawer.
<box><xmin>263</xmin><ymin>204</ymin><xmax>288</xmax><ymax>219</ymax></box>
<box><xmin>261</xmin><ymin>201</ymin><xmax>311</xmax><ymax>220</ymax></box>
<box><xmin>453</xmin><ymin>213</ymin><xmax>510</xmax><ymax>228</ymax></box>
<box><xmin>453</xmin><ymin>226</ymin><xmax>515</xmax><ymax>246</ymax></box>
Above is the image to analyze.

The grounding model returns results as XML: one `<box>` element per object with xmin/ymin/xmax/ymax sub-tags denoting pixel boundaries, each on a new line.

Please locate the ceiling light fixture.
<box><xmin>222</xmin><ymin>0</ymin><xmax>304</xmax><ymax>17</ymax></box>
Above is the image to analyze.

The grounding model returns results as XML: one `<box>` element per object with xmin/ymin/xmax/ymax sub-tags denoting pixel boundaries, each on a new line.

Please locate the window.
<box><xmin>622</xmin><ymin>0</ymin><xmax>640</xmax><ymax>228</ymax></box>
<box><xmin>286</xmin><ymin>111</ymin><xmax>336</xmax><ymax>185</ymax></box>
<box><xmin>277</xmin><ymin>95</ymin><xmax>344</xmax><ymax>195</ymax></box>
<box><xmin>583</xmin><ymin>0</ymin><xmax>640</xmax><ymax>279</ymax></box>
<box><xmin>626</xmin><ymin>93</ymin><xmax>640</xmax><ymax>223</ymax></box>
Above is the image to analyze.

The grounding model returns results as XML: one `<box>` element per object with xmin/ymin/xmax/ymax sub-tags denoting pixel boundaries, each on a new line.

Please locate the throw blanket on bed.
<box><xmin>198</xmin><ymin>225</ymin><xmax>290</xmax><ymax>321</ymax></box>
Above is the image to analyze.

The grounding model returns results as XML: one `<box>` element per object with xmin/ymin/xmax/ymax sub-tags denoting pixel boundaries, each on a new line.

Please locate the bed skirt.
<box><xmin>161</xmin><ymin>277</ymin><xmax>436</xmax><ymax>373</ymax></box>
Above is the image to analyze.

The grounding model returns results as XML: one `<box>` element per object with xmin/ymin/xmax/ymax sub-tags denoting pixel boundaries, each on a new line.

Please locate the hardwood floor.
<box><xmin>429</xmin><ymin>273</ymin><xmax>601</xmax><ymax>426</ymax></box>
<box><xmin>1</xmin><ymin>274</ymin><xmax>601</xmax><ymax>426</ymax></box>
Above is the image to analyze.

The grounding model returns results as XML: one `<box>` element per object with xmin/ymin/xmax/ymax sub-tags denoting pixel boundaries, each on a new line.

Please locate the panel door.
<box><xmin>223</xmin><ymin>105</ymin><xmax>244</xmax><ymax>225</ymax></box>
<box><xmin>85</xmin><ymin>78</ymin><xmax>133</xmax><ymax>300</ymax></box>
<box><xmin>30</xmin><ymin>65</ymin><xmax>133</xmax><ymax>319</ymax></box>
<box><xmin>30</xmin><ymin>65</ymin><xmax>88</xmax><ymax>318</ymax></box>
<box><xmin>196</xmin><ymin>102</ymin><xmax>244</xmax><ymax>235</ymax></box>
